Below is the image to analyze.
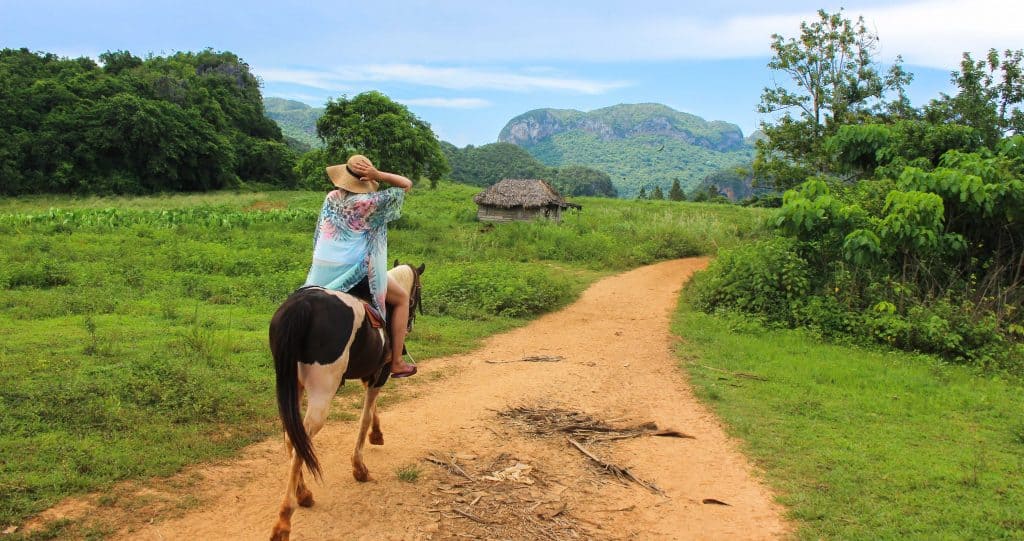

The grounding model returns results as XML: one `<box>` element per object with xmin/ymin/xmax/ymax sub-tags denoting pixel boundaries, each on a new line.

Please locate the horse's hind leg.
<box><xmin>281</xmin><ymin>436</ymin><xmax>314</xmax><ymax>508</ymax></box>
<box><xmin>369</xmin><ymin>403</ymin><xmax>383</xmax><ymax>446</ymax></box>
<box><xmin>284</xmin><ymin>382</ymin><xmax>314</xmax><ymax>507</ymax></box>
<box><xmin>363</xmin><ymin>381</ymin><xmax>384</xmax><ymax>446</ymax></box>
<box><xmin>295</xmin><ymin>472</ymin><xmax>314</xmax><ymax>507</ymax></box>
<box><xmin>271</xmin><ymin>383</ymin><xmax>333</xmax><ymax>541</ymax></box>
<box><xmin>352</xmin><ymin>385</ymin><xmax>382</xmax><ymax>481</ymax></box>
<box><xmin>270</xmin><ymin>452</ymin><xmax>304</xmax><ymax>541</ymax></box>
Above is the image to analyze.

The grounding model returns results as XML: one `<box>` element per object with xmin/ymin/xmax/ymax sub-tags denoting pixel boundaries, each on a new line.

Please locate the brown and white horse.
<box><xmin>267</xmin><ymin>262</ymin><xmax>424</xmax><ymax>541</ymax></box>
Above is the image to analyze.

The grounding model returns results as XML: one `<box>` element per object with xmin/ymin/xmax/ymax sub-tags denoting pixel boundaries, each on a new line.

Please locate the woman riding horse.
<box><xmin>303</xmin><ymin>154</ymin><xmax>417</xmax><ymax>378</ymax></box>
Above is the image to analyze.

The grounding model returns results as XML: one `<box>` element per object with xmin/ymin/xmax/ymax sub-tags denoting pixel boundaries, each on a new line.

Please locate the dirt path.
<box><xmin>37</xmin><ymin>258</ymin><xmax>791</xmax><ymax>540</ymax></box>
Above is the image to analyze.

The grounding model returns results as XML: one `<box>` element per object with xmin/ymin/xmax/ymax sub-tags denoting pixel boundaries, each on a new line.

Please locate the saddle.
<box><xmin>362</xmin><ymin>303</ymin><xmax>384</xmax><ymax>329</ymax></box>
<box><xmin>346</xmin><ymin>277</ymin><xmax>384</xmax><ymax>329</ymax></box>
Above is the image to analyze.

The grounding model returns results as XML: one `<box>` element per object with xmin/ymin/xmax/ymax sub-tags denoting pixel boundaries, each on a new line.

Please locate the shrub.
<box><xmin>4</xmin><ymin>261</ymin><xmax>73</xmax><ymax>289</ymax></box>
<box><xmin>791</xmin><ymin>295</ymin><xmax>859</xmax><ymax>337</ymax></box>
<box><xmin>424</xmin><ymin>262</ymin><xmax>576</xmax><ymax>319</ymax></box>
<box><xmin>690</xmin><ymin>237</ymin><xmax>810</xmax><ymax>321</ymax></box>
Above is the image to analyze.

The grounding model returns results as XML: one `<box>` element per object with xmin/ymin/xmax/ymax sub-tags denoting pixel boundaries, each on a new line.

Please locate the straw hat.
<box><xmin>326</xmin><ymin>155</ymin><xmax>379</xmax><ymax>193</ymax></box>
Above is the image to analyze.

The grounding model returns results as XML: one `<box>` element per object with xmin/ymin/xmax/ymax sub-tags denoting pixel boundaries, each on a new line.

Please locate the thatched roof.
<box><xmin>473</xmin><ymin>179</ymin><xmax>580</xmax><ymax>209</ymax></box>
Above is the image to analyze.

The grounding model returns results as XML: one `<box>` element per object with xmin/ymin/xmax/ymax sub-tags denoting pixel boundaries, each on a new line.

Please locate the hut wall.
<box><xmin>477</xmin><ymin>205</ymin><xmax>555</xmax><ymax>223</ymax></box>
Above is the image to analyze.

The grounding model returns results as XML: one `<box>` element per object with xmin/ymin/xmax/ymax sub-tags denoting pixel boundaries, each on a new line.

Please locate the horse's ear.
<box><xmin>393</xmin><ymin>259</ymin><xmax>399</xmax><ymax>268</ymax></box>
<box><xmin>417</xmin><ymin>263</ymin><xmax>426</xmax><ymax>275</ymax></box>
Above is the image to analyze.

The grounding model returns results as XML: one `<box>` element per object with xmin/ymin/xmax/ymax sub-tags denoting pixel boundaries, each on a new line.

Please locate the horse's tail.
<box><xmin>269</xmin><ymin>293</ymin><xmax>322</xmax><ymax>479</ymax></box>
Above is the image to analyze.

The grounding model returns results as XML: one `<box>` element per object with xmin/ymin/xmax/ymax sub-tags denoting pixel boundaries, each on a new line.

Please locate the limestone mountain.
<box><xmin>498</xmin><ymin>103</ymin><xmax>754</xmax><ymax>198</ymax></box>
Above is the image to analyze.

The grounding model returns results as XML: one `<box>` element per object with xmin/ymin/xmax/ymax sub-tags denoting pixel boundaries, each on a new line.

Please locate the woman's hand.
<box><xmin>348</xmin><ymin>160</ymin><xmax>379</xmax><ymax>182</ymax></box>
<box><xmin>350</xmin><ymin>158</ymin><xmax>413</xmax><ymax>192</ymax></box>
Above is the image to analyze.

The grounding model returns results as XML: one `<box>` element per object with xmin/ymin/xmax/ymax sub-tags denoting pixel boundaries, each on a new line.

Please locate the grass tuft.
<box><xmin>395</xmin><ymin>464</ymin><xmax>422</xmax><ymax>483</ymax></box>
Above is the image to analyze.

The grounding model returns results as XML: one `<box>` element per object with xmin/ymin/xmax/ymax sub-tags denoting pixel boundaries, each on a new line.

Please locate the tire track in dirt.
<box><xmin>37</xmin><ymin>258</ymin><xmax>791</xmax><ymax>540</ymax></box>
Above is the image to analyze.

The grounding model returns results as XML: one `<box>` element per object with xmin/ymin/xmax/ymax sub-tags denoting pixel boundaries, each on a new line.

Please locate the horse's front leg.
<box><xmin>352</xmin><ymin>384</ymin><xmax>382</xmax><ymax>481</ymax></box>
<box><xmin>363</xmin><ymin>381</ymin><xmax>384</xmax><ymax>446</ymax></box>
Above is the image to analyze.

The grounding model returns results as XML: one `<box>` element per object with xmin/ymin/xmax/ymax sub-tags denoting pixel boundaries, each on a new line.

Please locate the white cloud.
<box><xmin>255</xmin><ymin>68</ymin><xmax>351</xmax><ymax>91</ymax></box>
<box><xmin>356</xmin><ymin>64</ymin><xmax>629</xmax><ymax>94</ymax></box>
<box><xmin>398</xmin><ymin>97</ymin><xmax>491</xmax><ymax>109</ymax></box>
<box><xmin>254</xmin><ymin>64</ymin><xmax>629</xmax><ymax>95</ymax></box>
<box><xmin>644</xmin><ymin>1</ymin><xmax>1024</xmax><ymax>68</ymax></box>
<box><xmin>860</xmin><ymin>0</ymin><xmax>1024</xmax><ymax>68</ymax></box>
<box><xmin>546</xmin><ymin>1</ymin><xmax>1021</xmax><ymax>67</ymax></box>
<box><xmin>327</xmin><ymin>1</ymin><xmax>1020</xmax><ymax>69</ymax></box>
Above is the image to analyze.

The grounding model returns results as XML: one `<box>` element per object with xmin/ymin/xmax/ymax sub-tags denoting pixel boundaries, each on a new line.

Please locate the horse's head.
<box><xmin>392</xmin><ymin>260</ymin><xmax>425</xmax><ymax>332</ymax></box>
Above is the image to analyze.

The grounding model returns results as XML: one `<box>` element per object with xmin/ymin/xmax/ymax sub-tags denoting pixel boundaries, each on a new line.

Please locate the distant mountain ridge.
<box><xmin>264</xmin><ymin>98</ymin><xmax>758</xmax><ymax>199</ymax></box>
<box><xmin>499</xmin><ymin>103</ymin><xmax>746</xmax><ymax>152</ymax></box>
<box><xmin>498</xmin><ymin>103</ymin><xmax>754</xmax><ymax>198</ymax></box>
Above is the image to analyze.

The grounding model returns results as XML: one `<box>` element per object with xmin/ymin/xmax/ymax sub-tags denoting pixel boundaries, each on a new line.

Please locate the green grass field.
<box><xmin>673</xmin><ymin>306</ymin><xmax>1024</xmax><ymax>540</ymax></box>
<box><xmin>5</xmin><ymin>182</ymin><xmax>1024</xmax><ymax>539</ymax></box>
<box><xmin>0</xmin><ymin>183</ymin><xmax>767</xmax><ymax>531</ymax></box>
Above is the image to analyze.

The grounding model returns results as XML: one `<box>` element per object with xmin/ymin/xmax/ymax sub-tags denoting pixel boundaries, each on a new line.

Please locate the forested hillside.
<box><xmin>0</xmin><ymin>49</ymin><xmax>296</xmax><ymax>195</ymax></box>
<box><xmin>498</xmin><ymin>103</ymin><xmax>755</xmax><ymax>197</ymax></box>
<box><xmin>263</xmin><ymin>97</ymin><xmax>323</xmax><ymax>149</ymax></box>
<box><xmin>441</xmin><ymin>142</ymin><xmax>617</xmax><ymax>197</ymax></box>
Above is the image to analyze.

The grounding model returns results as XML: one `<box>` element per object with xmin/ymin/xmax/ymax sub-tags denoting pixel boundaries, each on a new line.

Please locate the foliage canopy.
<box><xmin>755</xmin><ymin>9</ymin><xmax>912</xmax><ymax>188</ymax></box>
<box><xmin>0</xmin><ymin>48</ymin><xmax>296</xmax><ymax>195</ymax></box>
<box><xmin>925</xmin><ymin>49</ymin><xmax>1024</xmax><ymax>148</ymax></box>
<box><xmin>697</xmin><ymin>8</ymin><xmax>1024</xmax><ymax>370</ymax></box>
<box><xmin>316</xmin><ymin>91</ymin><xmax>450</xmax><ymax>186</ymax></box>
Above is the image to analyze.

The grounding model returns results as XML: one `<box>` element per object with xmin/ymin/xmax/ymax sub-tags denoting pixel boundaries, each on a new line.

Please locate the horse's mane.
<box><xmin>387</xmin><ymin>264</ymin><xmax>415</xmax><ymax>292</ymax></box>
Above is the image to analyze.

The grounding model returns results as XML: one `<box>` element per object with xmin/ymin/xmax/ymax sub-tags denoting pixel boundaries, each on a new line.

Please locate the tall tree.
<box><xmin>650</xmin><ymin>185</ymin><xmax>665</xmax><ymax>200</ymax></box>
<box><xmin>668</xmin><ymin>178</ymin><xmax>685</xmax><ymax>201</ymax></box>
<box><xmin>755</xmin><ymin>9</ymin><xmax>913</xmax><ymax>188</ymax></box>
<box><xmin>925</xmin><ymin>49</ymin><xmax>1024</xmax><ymax>148</ymax></box>
<box><xmin>317</xmin><ymin>91</ymin><xmax>450</xmax><ymax>186</ymax></box>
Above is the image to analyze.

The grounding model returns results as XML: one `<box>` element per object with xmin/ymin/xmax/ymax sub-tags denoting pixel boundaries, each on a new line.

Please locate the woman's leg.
<box><xmin>385</xmin><ymin>275</ymin><xmax>415</xmax><ymax>375</ymax></box>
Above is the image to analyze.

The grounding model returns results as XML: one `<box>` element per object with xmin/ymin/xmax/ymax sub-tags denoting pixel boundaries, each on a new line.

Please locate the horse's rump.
<box><xmin>274</xmin><ymin>288</ymin><xmax>355</xmax><ymax>366</ymax></box>
<box><xmin>272</xmin><ymin>287</ymin><xmax>390</xmax><ymax>383</ymax></box>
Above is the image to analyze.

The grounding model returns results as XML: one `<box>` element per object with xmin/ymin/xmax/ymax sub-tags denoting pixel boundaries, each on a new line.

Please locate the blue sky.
<box><xmin>3</xmin><ymin>0</ymin><xmax>1020</xmax><ymax>146</ymax></box>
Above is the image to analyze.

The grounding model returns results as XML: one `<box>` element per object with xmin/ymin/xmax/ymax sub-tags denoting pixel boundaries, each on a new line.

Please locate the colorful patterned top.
<box><xmin>303</xmin><ymin>188</ymin><xmax>405</xmax><ymax>318</ymax></box>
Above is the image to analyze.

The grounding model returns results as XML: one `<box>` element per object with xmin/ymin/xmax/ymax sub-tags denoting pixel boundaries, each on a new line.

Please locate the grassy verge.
<box><xmin>0</xmin><ymin>183</ymin><xmax>767</xmax><ymax>532</ymax></box>
<box><xmin>672</xmin><ymin>306</ymin><xmax>1024</xmax><ymax>539</ymax></box>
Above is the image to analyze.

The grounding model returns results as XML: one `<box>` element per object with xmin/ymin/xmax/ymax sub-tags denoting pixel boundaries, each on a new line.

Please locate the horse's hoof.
<box><xmin>352</xmin><ymin>462</ymin><xmax>370</xmax><ymax>482</ymax></box>
<box><xmin>297</xmin><ymin>488</ymin><xmax>314</xmax><ymax>508</ymax></box>
<box><xmin>269</xmin><ymin>526</ymin><xmax>290</xmax><ymax>541</ymax></box>
<box><xmin>369</xmin><ymin>432</ymin><xmax>384</xmax><ymax>446</ymax></box>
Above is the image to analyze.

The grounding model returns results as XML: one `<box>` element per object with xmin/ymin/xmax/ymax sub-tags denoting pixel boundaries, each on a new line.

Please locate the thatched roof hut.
<box><xmin>473</xmin><ymin>179</ymin><xmax>580</xmax><ymax>223</ymax></box>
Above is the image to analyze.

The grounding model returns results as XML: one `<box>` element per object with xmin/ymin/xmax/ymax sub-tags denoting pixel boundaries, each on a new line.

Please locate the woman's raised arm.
<box><xmin>349</xmin><ymin>161</ymin><xmax>413</xmax><ymax>192</ymax></box>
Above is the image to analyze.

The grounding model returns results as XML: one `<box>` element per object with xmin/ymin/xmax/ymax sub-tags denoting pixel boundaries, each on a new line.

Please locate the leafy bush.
<box><xmin>294</xmin><ymin>148</ymin><xmax>330</xmax><ymax>190</ymax></box>
<box><xmin>692</xmin><ymin>127</ymin><xmax>1024</xmax><ymax>371</ymax></box>
<box><xmin>3</xmin><ymin>261</ymin><xmax>73</xmax><ymax>289</ymax></box>
<box><xmin>690</xmin><ymin>237</ymin><xmax>810</xmax><ymax>321</ymax></box>
<box><xmin>424</xmin><ymin>262</ymin><xmax>577</xmax><ymax>319</ymax></box>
